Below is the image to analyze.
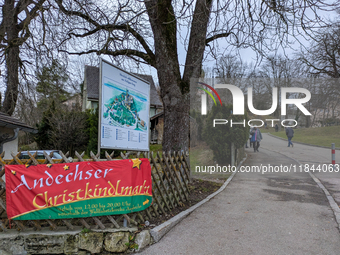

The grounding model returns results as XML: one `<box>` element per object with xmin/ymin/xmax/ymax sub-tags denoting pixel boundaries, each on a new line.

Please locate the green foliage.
<box><xmin>202</xmin><ymin>104</ymin><xmax>249</xmax><ymax>165</ymax></box>
<box><xmin>19</xmin><ymin>144</ymin><xmax>36</xmax><ymax>151</ymax></box>
<box><xmin>322</xmin><ymin>117</ymin><xmax>340</xmax><ymax>126</ymax></box>
<box><xmin>81</xmin><ymin>227</ymin><xmax>91</xmax><ymax>233</ymax></box>
<box><xmin>150</xmin><ymin>144</ymin><xmax>162</xmax><ymax>152</ymax></box>
<box><xmin>125</xmin><ymin>234</ymin><xmax>139</xmax><ymax>250</ymax></box>
<box><xmin>86</xmin><ymin>108</ymin><xmax>99</xmax><ymax>155</ymax></box>
<box><xmin>85</xmin><ymin>108</ymin><xmax>121</xmax><ymax>158</ymax></box>
<box><xmin>36</xmin><ymin>59</ymin><xmax>70</xmax><ymax>109</ymax></box>
<box><xmin>35</xmin><ymin>101</ymin><xmax>56</xmax><ymax>149</ymax></box>
<box><xmin>35</xmin><ymin>101</ymin><xmax>88</xmax><ymax>155</ymax></box>
<box><xmin>80</xmin><ymin>81</ymin><xmax>84</xmax><ymax>95</ymax></box>
<box><xmin>190</xmin><ymin>110</ymin><xmax>204</xmax><ymax>141</ymax></box>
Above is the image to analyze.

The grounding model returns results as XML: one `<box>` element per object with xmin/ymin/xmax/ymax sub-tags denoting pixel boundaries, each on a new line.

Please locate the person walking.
<box><xmin>250</xmin><ymin>127</ymin><xmax>263</xmax><ymax>152</ymax></box>
<box><xmin>249</xmin><ymin>129</ymin><xmax>253</xmax><ymax>148</ymax></box>
<box><xmin>286</xmin><ymin>127</ymin><xmax>294</xmax><ymax>147</ymax></box>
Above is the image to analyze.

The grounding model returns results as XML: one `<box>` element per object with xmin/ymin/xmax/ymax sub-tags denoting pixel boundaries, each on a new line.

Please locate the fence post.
<box><xmin>231</xmin><ymin>143</ymin><xmax>235</xmax><ymax>166</ymax></box>
<box><xmin>332</xmin><ymin>143</ymin><xmax>335</xmax><ymax>166</ymax></box>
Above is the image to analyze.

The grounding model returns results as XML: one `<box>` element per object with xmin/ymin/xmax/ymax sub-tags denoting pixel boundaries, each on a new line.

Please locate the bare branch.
<box><xmin>55</xmin><ymin>0</ymin><xmax>155</xmax><ymax>66</ymax></box>
<box><xmin>59</xmin><ymin>48</ymin><xmax>155</xmax><ymax>67</ymax></box>
<box><xmin>206</xmin><ymin>32</ymin><xmax>231</xmax><ymax>45</ymax></box>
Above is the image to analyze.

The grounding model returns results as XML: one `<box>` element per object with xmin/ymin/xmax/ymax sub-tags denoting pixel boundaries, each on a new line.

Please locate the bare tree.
<box><xmin>296</xmin><ymin>22</ymin><xmax>340</xmax><ymax>125</ymax></box>
<box><xmin>216</xmin><ymin>54</ymin><xmax>249</xmax><ymax>80</ymax></box>
<box><xmin>0</xmin><ymin>0</ymin><xmax>48</xmax><ymax>115</ymax></box>
<box><xmin>54</xmin><ymin>0</ymin><xmax>336</xmax><ymax>151</ymax></box>
<box><xmin>298</xmin><ymin>23</ymin><xmax>340</xmax><ymax>78</ymax></box>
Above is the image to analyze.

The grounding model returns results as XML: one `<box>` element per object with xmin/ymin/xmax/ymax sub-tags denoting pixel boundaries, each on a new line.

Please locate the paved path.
<box><xmin>262</xmin><ymin>133</ymin><xmax>339</xmax><ymax>164</ymax></box>
<box><xmin>140</xmin><ymin>137</ymin><xmax>340</xmax><ymax>254</ymax></box>
<box><xmin>261</xmin><ymin>133</ymin><xmax>340</xmax><ymax>206</ymax></box>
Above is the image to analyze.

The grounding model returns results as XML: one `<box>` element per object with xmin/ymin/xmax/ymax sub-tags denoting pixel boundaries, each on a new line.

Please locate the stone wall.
<box><xmin>0</xmin><ymin>228</ymin><xmax>152</xmax><ymax>255</ymax></box>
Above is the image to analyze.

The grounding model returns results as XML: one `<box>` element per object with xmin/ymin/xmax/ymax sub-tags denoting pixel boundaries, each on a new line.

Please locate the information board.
<box><xmin>99</xmin><ymin>59</ymin><xmax>150</xmax><ymax>151</ymax></box>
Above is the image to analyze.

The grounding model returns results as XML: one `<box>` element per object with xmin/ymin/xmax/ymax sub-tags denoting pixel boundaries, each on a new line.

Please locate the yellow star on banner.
<box><xmin>11</xmin><ymin>170</ymin><xmax>16</xmax><ymax>175</ymax></box>
<box><xmin>143</xmin><ymin>199</ymin><xmax>149</xmax><ymax>205</ymax></box>
<box><xmin>47</xmin><ymin>164</ymin><xmax>53</xmax><ymax>168</ymax></box>
<box><xmin>63</xmin><ymin>165</ymin><xmax>70</xmax><ymax>171</ymax></box>
<box><xmin>131</xmin><ymin>158</ymin><xmax>142</xmax><ymax>169</ymax></box>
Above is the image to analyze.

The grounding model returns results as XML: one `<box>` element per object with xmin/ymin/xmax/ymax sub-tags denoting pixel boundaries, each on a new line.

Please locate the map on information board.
<box><xmin>99</xmin><ymin>60</ymin><xmax>150</xmax><ymax>151</ymax></box>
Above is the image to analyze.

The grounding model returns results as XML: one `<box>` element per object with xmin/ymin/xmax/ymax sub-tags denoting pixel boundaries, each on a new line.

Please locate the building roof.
<box><xmin>132</xmin><ymin>73</ymin><xmax>163</xmax><ymax>107</ymax></box>
<box><xmin>0</xmin><ymin>112</ymin><xmax>37</xmax><ymax>133</ymax></box>
<box><xmin>150</xmin><ymin>111</ymin><xmax>164</xmax><ymax>120</ymax></box>
<box><xmin>84</xmin><ymin>66</ymin><xmax>163</xmax><ymax>107</ymax></box>
<box><xmin>85</xmin><ymin>66</ymin><xmax>100</xmax><ymax>100</ymax></box>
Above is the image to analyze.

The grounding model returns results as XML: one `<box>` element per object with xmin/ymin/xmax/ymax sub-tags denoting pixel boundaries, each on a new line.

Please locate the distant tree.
<box><xmin>35</xmin><ymin>101</ymin><xmax>56</xmax><ymax>150</ymax></box>
<box><xmin>216</xmin><ymin>54</ymin><xmax>249</xmax><ymax>81</ymax></box>
<box><xmin>256</xmin><ymin>55</ymin><xmax>297</xmax><ymax>118</ymax></box>
<box><xmin>36</xmin><ymin>59</ymin><xmax>70</xmax><ymax>109</ymax></box>
<box><xmin>297</xmin><ymin>23</ymin><xmax>340</xmax><ymax>126</ymax></box>
<box><xmin>298</xmin><ymin>24</ymin><xmax>340</xmax><ymax>78</ymax></box>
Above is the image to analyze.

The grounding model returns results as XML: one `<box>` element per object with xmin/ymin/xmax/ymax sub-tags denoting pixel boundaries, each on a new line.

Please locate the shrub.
<box><xmin>190</xmin><ymin>110</ymin><xmax>204</xmax><ymax>141</ymax></box>
<box><xmin>202</xmin><ymin>104</ymin><xmax>249</xmax><ymax>165</ymax></box>
<box><xmin>85</xmin><ymin>108</ymin><xmax>121</xmax><ymax>158</ymax></box>
<box><xmin>35</xmin><ymin>101</ymin><xmax>88</xmax><ymax>155</ymax></box>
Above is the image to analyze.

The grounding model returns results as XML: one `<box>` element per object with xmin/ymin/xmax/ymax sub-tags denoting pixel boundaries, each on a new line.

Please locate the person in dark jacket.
<box><xmin>250</xmin><ymin>127</ymin><xmax>263</xmax><ymax>152</ymax></box>
<box><xmin>286</xmin><ymin>127</ymin><xmax>294</xmax><ymax>147</ymax></box>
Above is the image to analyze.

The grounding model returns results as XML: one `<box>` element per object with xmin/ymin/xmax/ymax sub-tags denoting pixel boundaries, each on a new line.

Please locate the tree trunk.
<box><xmin>145</xmin><ymin>0</ymin><xmax>212</xmax><ymax>152</ymax></box>
<box><xmin>145</xmin><ymin>0</ymin><xmax>186</xmax><ymax>152</ymax></box>
<box><xmin>159</xmin><ymin>79</ymin><xmax>190</xmax><ymax>152</ymax></box>
<box><xmin>2</xmin><ymin>0</ymin><xmax>19</xmax><ymax>116</ymax></box>
<box><xmin>305</xmin><ymin>115</ymin><xmax>311</xmax><ymax>128</ymax></box>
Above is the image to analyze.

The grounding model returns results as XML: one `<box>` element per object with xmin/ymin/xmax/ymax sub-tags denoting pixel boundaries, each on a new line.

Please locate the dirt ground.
<box><xmin>143</xmin><ymin>178</ymin><xmax>223</xmax><ymax>228</ymax></box>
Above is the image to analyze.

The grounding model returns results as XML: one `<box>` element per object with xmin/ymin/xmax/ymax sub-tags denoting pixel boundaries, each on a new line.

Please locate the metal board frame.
<box><xmin>98</xmin><ymin>58</ymin><xmax>151</xmax><ymax>152</ymax></box>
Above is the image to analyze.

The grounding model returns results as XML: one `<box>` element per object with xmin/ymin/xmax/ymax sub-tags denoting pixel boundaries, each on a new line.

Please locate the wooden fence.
<box><xmin>0</xmin><ymin>150</ymin><xmax>190</xmax><ymax>232</ymax></box>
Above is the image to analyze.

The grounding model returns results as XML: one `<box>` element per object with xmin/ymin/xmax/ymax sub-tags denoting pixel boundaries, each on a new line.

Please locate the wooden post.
<box><xmin>231</xmin><ymin>143</ymin><xmax>235</xmax><ymax>166</ymax></box>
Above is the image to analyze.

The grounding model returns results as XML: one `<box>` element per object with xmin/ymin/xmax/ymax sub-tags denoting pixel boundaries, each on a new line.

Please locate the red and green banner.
<box><xmin>5</xmin><ymin>158</ymin><xmax>152</xmax><ymax>220</ymax></box>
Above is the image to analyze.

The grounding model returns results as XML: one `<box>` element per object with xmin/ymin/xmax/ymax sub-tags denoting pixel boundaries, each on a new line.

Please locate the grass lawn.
<box><xmin>268</xmin><ymin>126</ymin><xmax>340</xmax><ymax>148</ymax></box>
<box><xmin>149</xmin><ymin>144</ymin><xmax>163</xmax><ymax>155</ymax></box>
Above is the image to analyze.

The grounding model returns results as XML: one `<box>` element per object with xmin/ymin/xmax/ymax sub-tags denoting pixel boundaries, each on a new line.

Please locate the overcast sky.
<box><xmin>1</xmin><ymin>1</ymin><xmax>338</xmax><ymax>96</ymax></box>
